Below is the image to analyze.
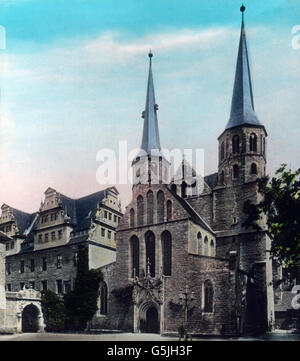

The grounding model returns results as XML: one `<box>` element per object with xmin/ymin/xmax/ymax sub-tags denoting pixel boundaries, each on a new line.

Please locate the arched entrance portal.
<box><xmin>139</xmin><ymin>304</ymin><xmax>160</xmax><ymax>334</ymax></box>
<box><xmin>145</xmin><ymin>307</ymin><xmax>159</xmax><ymax>333</ymax></box>
<box><xmin>22</xmin><ymin>304</ymin><xmax>39</xmax><ymax>333</ymax></box>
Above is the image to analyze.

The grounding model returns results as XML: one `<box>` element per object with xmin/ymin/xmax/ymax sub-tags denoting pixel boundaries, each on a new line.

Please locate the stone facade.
<box><xmin>1</xmin><ymin>186</ymin><xmax>122</xmax><ymax>295</ymax></box>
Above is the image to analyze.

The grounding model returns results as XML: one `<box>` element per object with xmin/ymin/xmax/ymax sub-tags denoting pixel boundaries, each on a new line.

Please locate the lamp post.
<box><xmin>179</xmin><ymin>285</ymin><xmax>195</xmax><ymax>341</ymax></box>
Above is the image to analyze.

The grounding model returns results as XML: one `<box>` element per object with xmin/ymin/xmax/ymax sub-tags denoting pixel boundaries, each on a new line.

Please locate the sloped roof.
<box><xmin>165</xmin><ymin>185</ymin><xmax>214</xmax><ymax>234</ymax></box>
<box><xmin>11</xmin><ymin>208</ymin><xmax>37</xmax><ymax>235</ymax></box>
<box><xmin>204</xmin><ymin>173</ymin><xmax>219</xmax><ymax>190</ymax></box>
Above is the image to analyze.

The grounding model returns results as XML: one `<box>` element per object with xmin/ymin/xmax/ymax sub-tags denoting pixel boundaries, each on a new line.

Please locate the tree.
<box><xmin>243</xmin><ymin>164</ymin><xmax>300</xmax><ymax>270</ymax></box>
<box><xmin>64</xmin><ymin>245</ymin><xmax>103</xmax><ymax>331</ymax></box>
<box><xmin>41</xmin><ymin>290</ymin><xmax>66</xmax><ymax>332</ymax></box>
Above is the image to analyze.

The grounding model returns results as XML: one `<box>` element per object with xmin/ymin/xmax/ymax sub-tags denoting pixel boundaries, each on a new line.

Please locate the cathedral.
<box><xmin>1</xmin><ymin>6</ymin><xmax>286</xmax><ymax>336</ymax></box>
<box><xmin>91</xmin><ymin>6</ymin><xmax>275</xmax><ymax>336</ymax></box>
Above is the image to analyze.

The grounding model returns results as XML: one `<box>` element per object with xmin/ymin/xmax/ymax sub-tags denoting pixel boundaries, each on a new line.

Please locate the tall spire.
<box><xmin>140</xmin><ymin>52</ymin><xmax>161</xmax><ymax>154</ymax></box>
<box><xmin>225</xmin><ymin>5</ymin><xmax>262</xmax><ymax>130</ymax></box>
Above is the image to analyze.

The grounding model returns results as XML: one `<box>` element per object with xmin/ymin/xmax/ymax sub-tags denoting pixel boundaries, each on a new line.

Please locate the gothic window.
<box><xmin>250</xmin><ymin>133</ymin><xmax>257</xmax><ymax>152</ymax></box>
<box><xmin>233</xmin><ymin>164</ymin><xmax>239</xmax><ymax>179</ymax></box>
<box><xmin>161</xmin><ymin>231</ymin><xmax>172</xmax><ymax>276</ymax></box>
<box><xmin>100</xmin><ymin>282</ymin><xmax>108</xmax><ymax>315</ymax></box>
<box><xmin>137</xmin><ymin>195</ymin><xmax>144</xmax><ymax>226</ymax></box>
<box><xmin>130</xmin><ymin>208</ymin><xmax>135</xmax><ymax>227</ymax></box>
<box><xmin>251</xmin><ymin>163</ymin><xmax>257</xmax><ymax>175</ymax></box>
<box><xmin>204</xmin><ymin>236</ymin><xmax>208</xmax><ymax>256</ymax></box>
<box><xmin>197</xmin><ymin>232</ymin><xmax>202</xmax><ymax>255</ymax></box>
<box><xmin>166</xmin><ymin>200</ymin><xmax>172</xmax><ymax>221</ymax></box>
<box><xmin>147</xmin><ymin>191</ymin><xmax>154</xmax><ymax>224</ymax></box>
<box><xmin>210</xmin><ymin>240</ymin><xmax>215</xmax><ymax>257</ymax></box>
<box><xmin>232</xmin><ymin>135</ymin><xmax>240</xmax><ymax>154</ymax></box>
<box><xmin>157</xmin><ymin>191</ymin><xmax>165</xmax><ymax>223</ymax></box>
<box><xmin>130</xmin><ymin>236</ymin><xmax>139</xmax><ymax>278</ymax></box>
<box><xmin>221</xmin><ymin>141</ymin><xmax>225</xmax><ymax>161</ymax></box>
<box><xmin>203</xmin><ymin>280</ymin><xmax>213</xmax><ymax>313</ymax></box>
<box><xmin>145</xmin><ymin>231</ymin><xmax>155</xmax><ymax>277</ymax></box>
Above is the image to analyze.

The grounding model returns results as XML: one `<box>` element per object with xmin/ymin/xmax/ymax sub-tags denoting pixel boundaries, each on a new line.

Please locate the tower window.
<box><xmin>250</xmin><ymin>133</ymin><xmax>257</xmax><ymax>152</ymax></box>
<box><xmin>251</xmin><ymin>163</ymin><xmax>257</xmax><ymax>175</ymax></box>
<box><xmin>233</xmin><ymin>164</ymin><xmax>239</xmax><ymax>179</ymax></box>
<box><xmin>220</xmin><ymin>141</ymin><xmax>225</xmax><ymax>161</ymax></box>
<box><xmin>147</xmin><ymin>190</ymin><xmax>154</xmax><ymax>224</ymax></box>
<box><xmin>232</xmin><ymin>135</ymin><xmax>240</xmax><ymax>154</ymax></box>
<box><xmin>137</xmin><ymin>195</ymin><xmax>144</xmax><ymax>226</ymax></box>
<box><xmin>157</xmin><ymin>190</ymin><xmax>165</xmax><ymax>223</ymax></box>
<box><xmin>129</xmin><ymin>208</ymin><xmax>135</xmax><ymax>228</ymax></box>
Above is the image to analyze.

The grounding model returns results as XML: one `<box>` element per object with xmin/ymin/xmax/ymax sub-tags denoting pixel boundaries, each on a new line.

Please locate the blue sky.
<box><xmin>0</xmin><ymin>0</ymin><xmax>299</xmax><ymax>212</ymax></box>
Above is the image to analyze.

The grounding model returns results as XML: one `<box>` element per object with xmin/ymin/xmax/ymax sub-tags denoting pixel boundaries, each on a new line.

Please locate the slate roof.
<box><xmin>10</xmin><ymin>208</ymin><xmax>37</xmax><ymax>235</ymax></box>
<box><xmin>204</xmin><ymin>173</ymin><xmax>219</xmax><ymax>190</ymax></box>
<box><xmin>225</xmin><ymin>10</ymin><xmax>263</xmax><ymax>131</ymax></box>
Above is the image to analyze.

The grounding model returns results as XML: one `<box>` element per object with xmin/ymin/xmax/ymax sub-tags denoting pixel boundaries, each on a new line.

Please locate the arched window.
<box><xmin>145</xmin><ymin>231</ymin><xmax>155</xmax><ymax>277</ymax></box>
<box><xmin>197</xmin><ymin>232</ymin><xmax>202</xmax><ymax>255</ymax></box>
<box><xmin>251</xmin><ymin>163</ymin><xmax>257</xmax><ymax>175</ymax></box>
<box><xmin>161</xmin><ymin>231</ymin><xmax>172</xmax><ymax>276</ymax></box>
<box><xmin>203</xmin><ymin>280</ymin><xmax>213</xmax><ymax>313</ymax></box>
<box><xmin>210</xmin><ymin>240</ymin><xmax>215</xmax><ymax>257</ymax></box>
<box><xmin>130</xmin><ymin>236</ymin><xmax>139</xmax><ymax>278</ymax></box>
<box><xmin>250</xmin><ymin>133</ymin><xmax>257</xmax><ymax>152</ymax></box>
<box><xmin>220</xmin><ymin>141</ymin><xmax>225</xmax><ymax>161</ymax></box>
<box><xmin>181</xmin><ymin>182</ymin><xmax>187</xmax><ymax>198</ymax></box>
<box><xmin>157</xmin><ymin>191</ymin><xmax>165</xmax><ymax>223</ymax></box>
<box><xmin>204</xmin><ymin>236</ymin><xmax>208</xmax><ymax>256</ymax></box>
<box><xmin>233</xmin><ymin>164</ymin><xmax>239</xmax><ymax>179</ymax></box>
<box><xmin>100</xmin><ymin>282</ymin><xmax>108</xmax><ymax>315</ymax></box>
<box><xmin>147</xmin><ymin>191</ymin><xmax>154</xmax><ymax>224</ymax></box>
<box><xmin>232</xmin><ymin>135</ymin><xmax>240</xmax><ymax>154</ymax></box>
<box><xmin>166</xmin><ymin>200</ymin><xmax>172</xmax><ymax>221</ymax></box>
<box><xmin>137</xmin><ymin>195</ymin><xmax>144</xmax><ymax>226</ymax></box>
<box><xmin>130</xmin><ymin>208</ymin><xmax>135</xmax><ymax>227</ymax></box>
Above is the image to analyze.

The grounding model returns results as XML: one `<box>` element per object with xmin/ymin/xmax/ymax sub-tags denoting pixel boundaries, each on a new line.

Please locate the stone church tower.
<box><xmin>92</xmin><ymin>6</ymin><xmax>274</xmax><ymax>336</ymax></box>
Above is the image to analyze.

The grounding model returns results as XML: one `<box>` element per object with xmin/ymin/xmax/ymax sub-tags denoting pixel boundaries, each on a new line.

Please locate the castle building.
<box><xmin>1</xmin><ymin>186</ymin><xmax>122</xmax><ymax>296</ymax></box>
<box><xmin>91</xmin><ymin>6</ymin><xmax>275</xmax><ymax>336</ymax></box>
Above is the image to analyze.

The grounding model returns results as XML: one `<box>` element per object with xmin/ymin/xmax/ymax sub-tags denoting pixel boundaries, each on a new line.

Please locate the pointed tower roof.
<box><xmin>225</xmin><ymin>5</ymin><xmax>262</xmax><ymax>130</ymax></box>
<box><xmin>140</xmin><ymin>52</ymin><xmax>161</xmax><ymax>155</ymax></box>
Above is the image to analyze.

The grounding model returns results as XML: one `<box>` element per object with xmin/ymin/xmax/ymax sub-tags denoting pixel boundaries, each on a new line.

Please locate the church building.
<box><xmin>91</xmin><ymin>6</ymin><xmax>275</xmax><ymax>336</ymax></box>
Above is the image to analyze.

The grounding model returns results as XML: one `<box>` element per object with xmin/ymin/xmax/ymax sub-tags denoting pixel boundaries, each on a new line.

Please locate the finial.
<box><xmin>240</xmin><ymin>4</ymin><xmax>246</xmax><ymax>13</ymax></box>
<box><xmin>148</xmin><ymin>50</ymin><xmax>153</xmax><ymax>58</ymax></box>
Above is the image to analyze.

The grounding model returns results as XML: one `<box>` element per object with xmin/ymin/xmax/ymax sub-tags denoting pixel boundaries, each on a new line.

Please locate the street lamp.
<box><xmin>179</xmin><ymin>285</ymin><xmax>195</xmax><ymax>341</ymax></box>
